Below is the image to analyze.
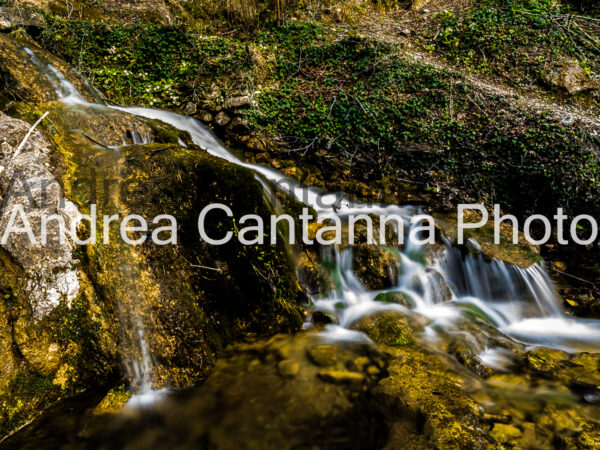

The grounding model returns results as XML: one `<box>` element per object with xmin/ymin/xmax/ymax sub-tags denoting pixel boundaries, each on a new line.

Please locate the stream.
<box><xmin>5</xmin><ymin>46</ymin><xmax>600</xmax><ymax>448</ymax></box>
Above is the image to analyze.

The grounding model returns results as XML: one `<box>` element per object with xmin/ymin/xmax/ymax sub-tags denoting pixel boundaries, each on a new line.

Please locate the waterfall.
<box><xmin>24</xmin><ymin>47</ymin><xmax>160</xmax><ymax>399</ymax></box>
<box><xmin>24</xmin><ymin>47</ymin><xmax>90</xmax><ymax>105</ymax></box>
<box><xmin>28</xmin><ymin>46</ymin><xmax>600</xmax><ymax>371</ymax></box>
<box><xmin>115</xmin><ymin>105</ymin><xmax>600</xmax><ymax>352</ymax></box>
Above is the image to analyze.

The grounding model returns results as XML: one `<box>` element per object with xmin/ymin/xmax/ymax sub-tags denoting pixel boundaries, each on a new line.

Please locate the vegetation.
<box><xmin>33</xmin><ymin>17</ymin><xmax>600</xmax><ymax>228</ymax></box>
<box><xmin>426</xmin><ymin>0</ymin><xmax>600</xmax><ymax>92</ymax></box>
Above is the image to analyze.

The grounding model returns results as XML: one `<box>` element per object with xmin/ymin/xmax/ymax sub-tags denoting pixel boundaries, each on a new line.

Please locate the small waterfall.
<box><xmin>30</xmin><ymin>48</ymin><xmax>600</xmax><ymax>363</ymax></box>
<box><xmin>24</xmin><ymin>47</ymin><xmax>89</xmax><ymax>105</ymax></box>
<box><xmin>25</xmin><ymin>47</ymin><xmax>159</xmax><ymax>398</ymax></box>
<box><xmin>117</xmin><ymin>105</ymin><xmax>600</xmax><ymax>352</ymax></box>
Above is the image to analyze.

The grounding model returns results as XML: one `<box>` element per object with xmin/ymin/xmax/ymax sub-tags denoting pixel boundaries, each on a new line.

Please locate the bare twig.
<box><xmin>550</xmin><ymin>267</ymin><xmax>596</xmax><ymax>286</ymax></box>
<box><xmin>150</xmin><ymin>145</ymin><xmax>178</xmax><ymax>155</ymax></box>
<box><xmin>83</xmin><ymin>132</ymin><xmax>110</xmax><ymax>149</ymax></box>
<box><xmin>12</xmin><ymin>111</ymin><xmax>49</xmax><ymax>160</ymax></box>
<box><xmin>189</xmin><ymin>264</ymin><xmax>222</xmax><ymax>272</ymax></box>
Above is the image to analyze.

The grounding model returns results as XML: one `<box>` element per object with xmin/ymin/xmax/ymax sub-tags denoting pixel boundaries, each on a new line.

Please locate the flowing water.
<box><xmin>23</xmin><ymin>47</ymin><xmax>160</xmax><ymax>400</ymax></box>
<box><xmin>23</xmin><ymin>46</ymin><xmax>600</xmax><ymax>403</ymax></box>
<box><xmin>114</xmin><ymin>105</ymin><xmax>600</xmax><ymax>356</ymax></box>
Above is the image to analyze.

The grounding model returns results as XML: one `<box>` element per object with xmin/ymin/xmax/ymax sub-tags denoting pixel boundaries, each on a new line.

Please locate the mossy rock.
<box><xmin>374</xmin><ymin>291</ymin><xmax>415</xmax><ymax>309</ymax></box>
<box><xmin>353</xmin><ymin>311</ymin><xmax>423</xmax><ymax>347</ymax></box>
<box><xmin>433</xmin><ymin>210</ymin><xmax>542</xmax><ymax>269</ymax></box>
<box><xmin>0</xmin><ymin>33</ymin><xmax>99</xmax><ymax>105</ymax></box>
<box><xmin>30</xmin><ymin>332</ymin><xmax>389</xmax><ymax>448</ymax></box>
<box><xmin>297</xmin><ymin>249</ymin><xmax>335</xmax><ymax>297</ymax></box>
<box><xmin>375</xmin><ymin>344</ymin><xmax>492</xmax><ymax>448</ymax></box>
<box><xmin>92</xmin><ymin>386</ymin><xmax>130</xmax><ymax>415</ymax></box>
<box><xmin>352</xmin><ymin>244</ymin><xmax>400</xmax><ymax>290</ymax></box>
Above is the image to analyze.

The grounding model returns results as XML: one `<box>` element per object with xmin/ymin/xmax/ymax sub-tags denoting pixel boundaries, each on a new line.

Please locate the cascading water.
<box><xmin>29</xmin><ymin>46</ymin><xmax>600</xmax><ymax>389</ymax></box>
<box><xmin>114</xmin><ymin>105</ymin><xmax>600</xmax><ymax>355</ymax></box>
<box><xmin>24</xmin><ymin>47</ymin><xmax>160</xmax><ymax>400</ymax></box>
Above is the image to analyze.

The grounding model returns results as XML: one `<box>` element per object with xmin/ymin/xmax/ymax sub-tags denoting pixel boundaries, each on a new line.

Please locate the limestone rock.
<box><xmin>0</xmin><ymin>112</ymin><xmax>81</xmax><ymax>318</ymax></box>
<box><xmin>0</xmin><ymin>7</ymin><xmax>45</xmax><ymax>31</ymax></box>
<box><xmin>223</xmin><ymin>96</ymin><xmax>251</xmax><ymax>110</ymax></box>
<box><xmin>215</xmin><ymin>111</ymin><xmax>231</xmax><ymax>126</ymax></box>
<box><xmin>543</xmin><ymin>61</ymin><xmax>598</xmax><ymax>95</ymax></box>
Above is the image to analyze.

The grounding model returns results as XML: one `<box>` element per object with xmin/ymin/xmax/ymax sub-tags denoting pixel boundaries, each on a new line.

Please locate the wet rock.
<box><xmin>62</xmin><ymin>333</ymin><xmax>388</xmax><ymax>449</ymax></box>
<box><xmin>311</xmin><ymin>310</ymin><xmax>336</xmax><ymax>325</ymax></box>
<box><xmin>277</xmin><ymin>359</ymin><xmax>300</xmax><ymax>378</ymax></box>
<box><xmin>353</xmin><ymin>311</ymin><xmax>425</xmax><ymax>346</ymax></box>
<box><xmin>543</xmin><ymin>61</ymin><xmax>598</xmax><ymax>95</ymax></box>
<box><xmin>563</xmin><ymin>291</ymin><xmax>600</xmax><ymax>319</ymax></box>
<box><xmin>317</xmin><ymin>369</ymin><xmax>365</xmax><ymax>385</ymax></box>
<box><xmin>215</xmin><ymin>111</ymin><xmax>231</xmax><ymax>126</ymax></box>
<box><xmin>490</xmin><ymin>423</ymin><xmax>522</xmax><ymax>443</ymax></box>
<box><xmin>352</xmin><ymin>244</ymin><xmax>399</xmax><ymax>290</ymax></box>
<box><xmin>297</xmin><ymin>251</ymin><xmax>335</xmax><ymax>297</ymax></box>
<box><xmin>0</xmin><ymin>34</ymin><xmax>99</xmax><ymax>104</ymax></box>
<box><xmin>433</xmin><ymin>210</ymin><xmax>541</xmax><ymax>269</ymax></box>
<box><xmin>426</xmin><ymin>268</ymin><xmax>453</xmax><ymax>302</ymax></box>
<box><xmin>374</xmin><ymin>291</ymin><xmax>415</xmax><ymax>308</ymax></box>
<box><xmin>375</xmin><ymin>344</ymin><xmax>491</xmax><ymax>448</ymax></box>
<box><xmin>307</xmin><ymin>344</ymin><xmax>341</xmax><ymax>367</ymax></box>
<box><xmin>521</xmin><ymin>347</ymin><xmax>570</xmax><ymax>375</ymax></box>
<box><xmin>92</xmin><ymin>386</ymin><xmax>130</xmax><ymax>414</ymax></box>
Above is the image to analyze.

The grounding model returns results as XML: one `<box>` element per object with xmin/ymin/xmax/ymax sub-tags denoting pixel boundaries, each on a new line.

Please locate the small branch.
<box><xmin>150</xmin><ymin>146</ymin><xmax>178</xmax><ymax>156</ymax></box>
<box><xmin>12</xmin><ymin>111</ymin><xmax>49</xmax><ymax>160</ymax></box>
<box><xmin>189</xmin><ymin>264</ymin><xmax>222</xmax><ymax>272</ymax></box>
<box><xmin>83</xmin><ymin>132</ymin><xmax>110</xmax><ymax>149</ymax></box>
<box><xmin>550</xmin><ymin>267</ymin><xmax>595</xmax><ymax>286</ymax></box>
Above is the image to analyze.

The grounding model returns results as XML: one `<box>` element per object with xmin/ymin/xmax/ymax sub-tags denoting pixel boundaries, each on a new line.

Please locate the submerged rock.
<box><xmin>34</xmin><ymin>333</ymin><xmax>389</xmax><ymax>449</ymax></box>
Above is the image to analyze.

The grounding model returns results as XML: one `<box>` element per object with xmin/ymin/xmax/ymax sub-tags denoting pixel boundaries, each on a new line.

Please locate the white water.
<box><xmin>24</xmin><ymin>48</ymin><xmax>158</xmax><ymax>401</ymax></box>
<box><xmin>118</xmin><ymin>105</ymin><xmax>600</xmax><ymax>353</ymax></box>
<box><xmin>28</xmin><ymin>47</ymin><xmax>600</xmax><ymax>379</ymax></box>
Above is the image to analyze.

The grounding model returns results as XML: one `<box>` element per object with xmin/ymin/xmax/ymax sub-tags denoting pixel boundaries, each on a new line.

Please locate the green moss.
<box><xmin>353</xmin><ymin>311</ymin><xmax>419</xmax><ymax>347</ymax></box>
<box><xmin>0</xmin><ymin>371</ymin><xmax>60</xmax><ymax>435</ymax></box>
<box><xmin>391</xmin><ymin>330</ymin><xmax>412</xmax><ymax>346</ymax></box>
<box><xmin>30</xmin><ymin>16</ymin><xmax>600</xmax><ymax>235</ymax></box>
<box><xmin>93</xmin><ymin>386</ymin><xmax>130</xmax><ymax>414</ymax></box>
<box><xmin>374</xmin><ymin>291</ymin><xmax>415</xmax><ymax>308</ymax></box>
